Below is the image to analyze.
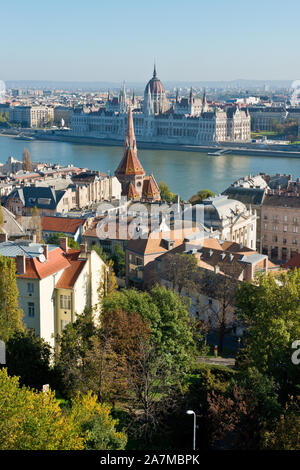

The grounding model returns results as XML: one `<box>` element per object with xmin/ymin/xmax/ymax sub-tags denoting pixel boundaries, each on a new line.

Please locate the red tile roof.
<box><xmin>42</xmin><ymin>216</ymin><xmax>85</xmax><ymax>234</ymax></box>
<box><xmin>17</xmin><ymin>247</ymin><xmax>71</xmax><ymax>280</ymax></box>
<box><xmin>56</xmin><ymin>258</ymin><xmax>86</xmax><ymax>289</ymax></box>
<box><xmin>282</xmin><ymin>253</ymin><xmax>300</xmax><ymax>269</ymax></box>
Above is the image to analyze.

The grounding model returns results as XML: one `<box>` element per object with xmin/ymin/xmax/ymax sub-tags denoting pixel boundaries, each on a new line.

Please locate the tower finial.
<box><xmin>153</xmin><ymin>60</ymin><xmax>157</xmax><ymax>78</ymax></box>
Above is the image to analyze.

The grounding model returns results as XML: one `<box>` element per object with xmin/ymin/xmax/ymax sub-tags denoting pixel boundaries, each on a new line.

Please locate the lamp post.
<box><xmin>186</xmin><ymin>410</ymin><xmax>196</xmax><ymax>451</ymax></box>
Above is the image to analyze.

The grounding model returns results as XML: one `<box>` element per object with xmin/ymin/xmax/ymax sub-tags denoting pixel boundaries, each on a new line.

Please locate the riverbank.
<box><xmin>2</xmin><ymin>129</ymin><xmax>300</xmax><ymax>158</ymax></box>
<box><xmin>33</xmin><ymin>132</ymin><xmax>300</xmax><ymax>158</ymax></box>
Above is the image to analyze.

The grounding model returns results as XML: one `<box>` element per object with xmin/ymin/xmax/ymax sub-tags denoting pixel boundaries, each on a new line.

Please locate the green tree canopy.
<box><xmin>235</xmin><ymin>269</ymin><xmax>300</xmax><ymax>401</ymax></box>
<box><xmin>158</xmin><ymin>181</ymin><xmax>176</xmax><ymax>203</ymax></box>
<box><xmin>0</xmin><ymin>255</ymin><xmax>23</xmax><ymax>343</ymax></box>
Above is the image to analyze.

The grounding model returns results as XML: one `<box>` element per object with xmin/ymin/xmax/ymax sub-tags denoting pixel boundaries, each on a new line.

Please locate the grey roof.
<box><xmin>182</xmin><ymin>195</ymin><xmax>247</xmax><ymax>229</ymax></box>
<box><xmin>0</xmin><ymin>240</ymin><xmax>57</xmax><ymax>258</ymax></box>
<box><xmin>239</xmin><ymin>253</ymin><xmax>267</xmax><ymax>264</ymax></box>
<box><xmin>222</xmin><ymin>187</ymin><xmax>265</xmax><ymax>206</ymax></box>
<box><xmin>1</xmin><ymin>206</ymin><xmax>25</xmax><ymax>236</ymax></box>
<box><xmin>8</xmin><ymin>186</ymin><xmax>65</xmax><ymax>210</ymax></box>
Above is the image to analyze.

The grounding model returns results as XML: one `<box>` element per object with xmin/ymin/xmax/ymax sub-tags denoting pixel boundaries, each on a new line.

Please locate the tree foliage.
<box><xmin>0</xmin><ymin>255</ymin><xmax>24</xmax><ymax>343</ymax></box>
<box><xmin>158</xmin><ymin>181</ymin><xmax>176</xmax><ymax>203</ymax></box>
<box><xmin>22</xmin><ymin>147</ymin><xmax>32</xmax><ymax>172</ymax></box>
<box><xmin>0</xmin><ymin>368</ymin><xmax>126</xmax><ymax>450</ymax></box>
<box><xmin>6</xmin><ymin>330</ymin><xmax>53</xmax><ymax>391</ymax></box>
<box><xmin>235</xmin><ymin>269</ymin><xmax>300</xmax><ymax>400</ymax></box>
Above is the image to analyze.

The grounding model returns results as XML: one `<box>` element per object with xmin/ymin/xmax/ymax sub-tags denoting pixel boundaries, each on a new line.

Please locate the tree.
<box><xmin>189</xmin><ymin>189</ymin><xmax>215</xmax><ymax>205</ymax></box>
<box><xmin>55</xmin><ymin>308</ymin><xmax>97</xmax><ymax>398</ymax></box>
<box><xmin>6</xmin><ymin>330</ymin><xmax>53</xmax><ymax>391</ymax></box>
<box><xmin>235</xmin><ymin>269</ymin><xmax>300</xmax><ymax>401</ymax></box>
<box><xmin>158</xmin><ymin>181</ymin><xmax>176</xmax><ymax>203</ymax></box>
<box><xmin>261</xmin><ymin>405</ymin><xmax>300</xmax><ymax>450</ymax></box>
<box><xmin>46</xmin><ymin>232</ymin><xmax>79</xmax><ymax>248</ymax></box>
<box><xmin>200</xmin><ymin>269</ymin><xmax>240</xmax><ymax>353</ymax></box>
<box><xmin>69</xmin><ymin>392</ymin><xmax>127</xmax><ymax>450</ymax></box>
<box><xmin>110</xmin><ymin>243</ymin><xmax>125</xmax><ymax>278</ymax></box>
<box><xmin>159</xmin><ymin>252</ymin><xmax>199</xmax><ymax>295</ymax></box>
<box><xmin>206</xmin><ymin>368</ymin><xmax>281</xmax><ymax>449</ymax></box>
<box><xmin>22</xmin><ymin>147</ymin><xmax>32</xmax><ymax>172</ymax></box>
<box><xmin>29</xmin><ymin>205</ymin><xmax>43</xmax><ymax>243</ymax></box>
<box><xmin>0</xmin><ymin>368</ymin><xmax>127</xmax><ymax>450</ymax></box>
<box><xmin>0</xmin><ymin>255</ymin><xmax>23</xmax><ymax>343</ymax></box>
<box><xmin>0</xmin><ymin>368</ymin><xmax>83</xmax><ymax>450</ymax></box>
<box><xmin>103</xmin><ymin>286</ymin><xmax>196</xmax><ymax>379</ymax></box>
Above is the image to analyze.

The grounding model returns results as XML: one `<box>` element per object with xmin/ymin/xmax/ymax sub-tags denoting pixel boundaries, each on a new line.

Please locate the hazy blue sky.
<box><xmin>1</xmin><ymin>0</ymin><xmax>300</xmax><ymax>82</ymax></box>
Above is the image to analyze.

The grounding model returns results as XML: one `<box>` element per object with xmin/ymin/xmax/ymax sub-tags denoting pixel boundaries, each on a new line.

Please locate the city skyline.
<box><xmin>1</xmin><ymin>0</ymin><xmax>300</xmax><ymax>82</ymax></box>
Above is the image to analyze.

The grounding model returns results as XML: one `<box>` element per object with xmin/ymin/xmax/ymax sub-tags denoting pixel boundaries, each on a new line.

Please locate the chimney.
<box><xmin>31</xmin><ymin>233</ymin><xmax>37</xmax><ymax>243</ymax></box>
<box><xmin>59</xmin><ymin>237</ymin><xmax>68</xmax><ymax>253</ymax></box>
<box><xmin>0</xmin><ymin>233</ymin><xmax>8</xmax><ymax>243</ymax></box>
<box><xmin>80</xmin><ymin>242</ymin><xmax>87</xmax><ymax>254</ymax></box>
<box><xmin>43</xmin><ymin>244</ymin><xmax>48</xmax><ymax>260</ymax></box>
<box><xmin>16</xmin><ymin>254</ymin><xmax>26</xmax><ymax>275</ymax></box>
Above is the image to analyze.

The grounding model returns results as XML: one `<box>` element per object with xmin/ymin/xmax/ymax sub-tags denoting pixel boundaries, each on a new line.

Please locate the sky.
<box><xmin>1</xmin><ymin>0</ymin><xmax>300</xmax><ymax>83</ymax></box>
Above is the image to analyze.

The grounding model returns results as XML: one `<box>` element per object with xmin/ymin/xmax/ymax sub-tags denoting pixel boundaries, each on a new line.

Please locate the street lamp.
<box><xmin>186</xmin><ymin>410</ymin><xmax>196</xmax><ymax>450</ymax></box>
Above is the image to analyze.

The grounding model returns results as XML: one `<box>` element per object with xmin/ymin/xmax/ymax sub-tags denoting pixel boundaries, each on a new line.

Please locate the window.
<box><xmin>273</xmin><ymin>225</ymin><xmax>278</xmax><ymax>231</ymax></box>
<box><xmin>292</xmin><ymin>239</ymin><xmax>298</xmax><ymax>245</ymax></box>
<box><xmin>264</xmin><ymin>215</ymin><xmax>268</xmax><ymax>220</ymax></box>
<box><xmin>293</xmin><ymin>217</ymin><xmax>298</xmax><ymax>224</ymax></box>
<box><xmin>27</xmin><ymin>282</ymin><xmax>34</xmax><ymax>293</ymax></box>
<box><xmin>60</xmin><ymin>295</ymin><xmax>71</xmax><ymax>310</ymax></box>
<box><xmin>28</xmin><ymin>302</ymin><xmax>35</xmax><ymax>317</ymax></box>
<box><xmin>293</xmin><ymin>226</ymin><xmax>298</xmax><ymax>233</ymax></box>
<box><xmin>283</xmin><ymin>215</ymin><xmax>288</xmax><ymax>222</ymax></box>
<box><xmin>272</xmin><ymin>235</ymin><xmax>278</xmax><ymax>242</ymax></box>
<box><xmin>264</xmin><ymin>224</ymin><xmax>268</xmax><ymax>230</ymax></box>
<box><xmin>283</xmin><ymin>225</ymin><xmax>288</xmax><ymax>232</ymax></box>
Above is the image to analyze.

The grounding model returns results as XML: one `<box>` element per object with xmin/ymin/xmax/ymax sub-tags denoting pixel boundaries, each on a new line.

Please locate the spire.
<box><xmin>115</xmin><ymin>107</ymin><xmax>145</xmax><ymax>179</ymax></box>
<box><xmin>124</xmin><ymin>106</ymin><xmax>137</xmax><ymax>150</ymax></box>
<box><xmin>145</xmin><ymin>84</ymin><xmax>154</xmax><ymax>116</ymax></box>
<box><xmin>189</xmin><ymin>86</ymin><xmax>193</xmax><ymax>103</ymax></box>
<box><xmin>176</xmin><ymin>88</ymin><xmax>179</xmax><ymax>103</ymax></box>
<box><xmin>153</xmin><ymin>60</ymin><xmax>157</xmax><ymax>78</ymax></box>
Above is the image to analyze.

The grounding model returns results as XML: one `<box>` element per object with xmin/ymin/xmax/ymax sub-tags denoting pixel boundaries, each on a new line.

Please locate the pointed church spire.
<box><xmin>124</xmin><ymin>106</ymin><xmax>136</xmax><ymax>150</ymax></box>
<box><xmin>153</xmin><ymin>60</ymin><xmax>157</xmax><ymax>78</ymax></box>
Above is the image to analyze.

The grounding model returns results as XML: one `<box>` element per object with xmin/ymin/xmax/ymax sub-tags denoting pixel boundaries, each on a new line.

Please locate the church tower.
<box><xmin>115</xmin><ymin>108</ymin><xmax>160</xmax><ymax>202</ymax></box>
<box><xmin>115</xmin><ymin>107</ymin><xmax>146</xmax><ymax>199</ymax></box>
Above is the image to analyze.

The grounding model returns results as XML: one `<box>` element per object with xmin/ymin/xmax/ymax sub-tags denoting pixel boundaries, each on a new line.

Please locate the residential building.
<box><xmin>41</xmin><ymin>215</ymin><xmax>88</xmax><ymax>243</ymax></box>
<box><xmin>183</xmin><ymin>195</ymin><xmax>257</xmax><ymax>250</ymax></box>
<box><xmin>261</xmin><ymin>187</ymin><xmax>300</xmax><ymax>262</ymax></box>
<box><xmin>0</xmin><ymin>236</ymin><xmax>106</xmax><ymax>349</ymax></box>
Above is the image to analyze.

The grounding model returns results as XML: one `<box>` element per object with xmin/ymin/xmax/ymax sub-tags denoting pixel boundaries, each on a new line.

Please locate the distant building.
<box><xmin>71</xmin><ymin>65</ymin><xmax>251</xmax><ymax>145</ymax></box>
<box><xmin>9</xmin><ymin>105</ymin><xmax>53</xmax><ymax>127</ymax></box>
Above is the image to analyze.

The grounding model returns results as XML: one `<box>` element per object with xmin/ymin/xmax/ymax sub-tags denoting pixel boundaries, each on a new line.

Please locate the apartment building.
<box><xmin>261</xmin><ymin>189</ymin><xmax>300</xmax><ymax>262</ymax></box>
<box><xmin>0</xmin><ymin>236</ymin><xmax>106</xmax><ymax>349</ymax></box>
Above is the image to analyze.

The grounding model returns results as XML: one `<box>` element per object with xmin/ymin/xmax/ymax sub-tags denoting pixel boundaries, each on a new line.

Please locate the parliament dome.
<box><xmin>145</xmin><ymin>65</ymin><xmax>165</xmax><ymax>96</ymax></box>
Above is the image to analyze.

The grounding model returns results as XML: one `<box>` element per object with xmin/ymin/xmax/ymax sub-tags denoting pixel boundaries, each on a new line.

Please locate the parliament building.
<box><xmin>71</xmin><ymin>66</ymin><xmax>251</xmax><ymax>145</ymax></box>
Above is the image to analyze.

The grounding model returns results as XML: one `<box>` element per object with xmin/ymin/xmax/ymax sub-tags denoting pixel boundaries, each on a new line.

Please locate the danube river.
<box><xmin>1</xmin><ymin>135</ymin><xmax>300</xmax><ymax>200</ymax></box>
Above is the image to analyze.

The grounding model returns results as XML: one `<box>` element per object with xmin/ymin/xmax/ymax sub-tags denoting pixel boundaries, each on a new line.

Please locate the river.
<box><xmin>1</xmin><ymin>135</ymin><xmax>300</xmax><ymax>200</ymax></box>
